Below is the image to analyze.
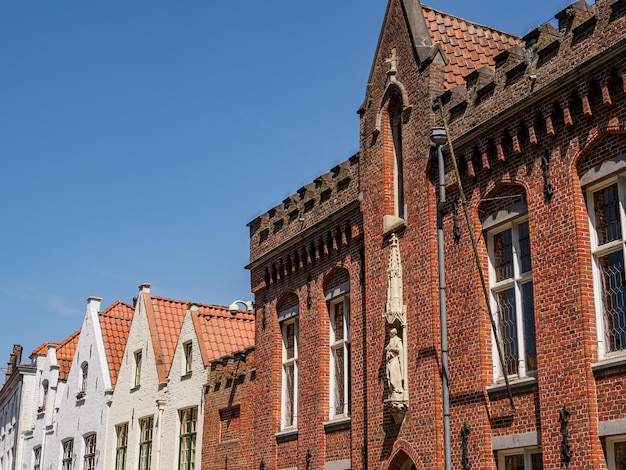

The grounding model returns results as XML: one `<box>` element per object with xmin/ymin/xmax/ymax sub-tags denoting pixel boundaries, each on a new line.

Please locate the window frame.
<box><xmin>81</xmin><ymin>362</ymin><xmax>89</xmax><ymax>392</ymax></box>
<box><xmin>279</xmin><ymin>305</ymin><xmax>299</xmax><ymax>431</ymax></box>
<box><xmin>178</xmin><ymin>407</ymin><xmax>197</xmax><ymax>470</ymax></box>
<box><xmin>586</xmin><ymin>176</ymin><xmax>626</xmax><ymax>360</ymax></box>
<box><xmin>606</xmin><ymin>435</ymin><xmax>626</xmax><ymax>470</ymax></box>
<box><xmin>487</xmin><ymin>215</ymin><xmax>537</xmax><ymax>381</ymax></box>
<box><xmin>497</xmin><ymin>447</ymin><xmax>542</xmax><ymax>470</ymax></box>
<box><xmin>327</xmin><ymin>286</ymin><xmax>351</xmax><ymax>420</ymax></box>
<box><xmin>138</xmin><ymin>416</ymin><xmax>154</xmax><ymax>470</ymax></box>
<box><xmin>83</xmin><ymin>433</ymin><xmax>97</xmax><ymax>470</ymax></box>
<box><xmin>183</xmin><ymin>341</ymin><xmax>193</xmax><ymax>375</ymax></box>
<box><xmin>133</xmin><ymin>350</ymin><xmax>143</xmax><ymax>388</ymax></box>
<box><xmin>62</xmin><ymin>439</ymin><xmax>74</xmax><ymax>470</ymax></box>
<box><xmin>115</xmin><ymin>422</ymin><xmax>128</xmax><ymax>470</ymax></box>
<box><xmin>33</xmin><ymin>446</ymin><xmax>41</xmax><ymax>470</ymax></box>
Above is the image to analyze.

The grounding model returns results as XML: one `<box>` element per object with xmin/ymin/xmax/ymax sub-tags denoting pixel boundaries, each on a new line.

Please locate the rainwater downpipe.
<box><xmin>429</xmin><ymin>127</ymin><xmax>451</xmax><ymax>470</ymax></box>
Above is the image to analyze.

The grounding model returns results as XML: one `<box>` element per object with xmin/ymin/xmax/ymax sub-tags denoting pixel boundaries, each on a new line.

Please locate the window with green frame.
<box><xmin>178</xmin><ymin>407</ymin><xmax>197</xmax><ymax>470</ymax></box>
<box><xmin>115</xmin><ymin>423</ymin><xmax>128</xmax><ymax>470</ymax></box>
<box><xmin>138</xmin><ymin>416</ymin><xmax>153</xmax><ymax>470</ymax></box>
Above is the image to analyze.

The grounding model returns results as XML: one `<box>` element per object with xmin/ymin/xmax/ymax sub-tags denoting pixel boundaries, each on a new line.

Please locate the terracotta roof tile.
<box><xmin>195</xmin><ymin>305</ymin><xmax>254</xmax><ymax>362</ymax></box>
<box><xmin>30</xmin><ymin>342</ymin><xmax>54</xmax><ymax>358</ymax></box>
<box><xmin>100</xmin><ymin>301</ymin><xmax>134</xmax><ymax>386</ymax></box>
<box><xmin>422</xmin><ymin>3</ymin><xmax>524</xmax><ymax>89</ymax></box>
<box><xmin>56</xmin><ymin>329</ymin><xmax>80</xmax><ymax>380</ymax></box>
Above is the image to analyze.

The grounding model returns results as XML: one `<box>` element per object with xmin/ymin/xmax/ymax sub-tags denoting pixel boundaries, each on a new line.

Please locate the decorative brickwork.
<box><xmin>246</xmin><ymin>0</ymin><xmax>626</xmax><ymax>469</ymax></box>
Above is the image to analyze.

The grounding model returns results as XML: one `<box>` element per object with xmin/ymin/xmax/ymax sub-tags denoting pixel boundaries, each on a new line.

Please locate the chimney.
<box><xmin>86</xmin><ymin>296</ymin><xmax>102</xmax><ymax>317</ymax></box>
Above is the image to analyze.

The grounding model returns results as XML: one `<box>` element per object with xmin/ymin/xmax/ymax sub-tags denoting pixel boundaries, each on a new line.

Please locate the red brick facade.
<box><xmin>244</xmin><ymin>1</ymin><xmax>626</xmax><ymax>469</ymax></box>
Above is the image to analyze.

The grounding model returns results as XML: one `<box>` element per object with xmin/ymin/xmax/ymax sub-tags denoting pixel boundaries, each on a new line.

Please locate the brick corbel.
<box><xmin>544</xmin><ymin>111</ymin><xmax>556</xmax><ymax>137</ymax></box>
<box><xmin>464</xmin><ymin>149</ymin><xmax>476</xmax><ymax>178</ymax></box>
<box><xmin>495</xmin><ymin>136</ymin><xmax>506</xmax><ymax>162</ymax></box>
<box><xmin>561</xmin><ymin>98</ymin><xmax>574</xmax><ymax>127</ymax></box>
<box><xmin>479</xmin><ymin>141</ymin><xmax>491</xmax><ymax>171</ymax></box>
<box><xmin>526</xmin><ymin>119</ymin><xmax>538</xmax><ymax>145</ymax></box>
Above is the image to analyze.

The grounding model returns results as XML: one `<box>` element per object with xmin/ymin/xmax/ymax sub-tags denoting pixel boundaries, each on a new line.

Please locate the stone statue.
<box><xmin>385</xmin><ymin>328</ymin><xmax>403</xmax><ymax>398</ymax></box>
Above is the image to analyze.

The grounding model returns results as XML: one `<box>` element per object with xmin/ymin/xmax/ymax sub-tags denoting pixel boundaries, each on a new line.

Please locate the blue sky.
<box><xmin>0</xmin><ymin>0</ymin><xmax>569</xmax><ymax>361</ymax></box>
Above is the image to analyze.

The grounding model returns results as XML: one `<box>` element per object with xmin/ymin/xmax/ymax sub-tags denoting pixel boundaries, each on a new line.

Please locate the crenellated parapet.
<box><xmin>247</xmin><ymin>153</ymin><xmax>361</xmax><ymax>266</ymax></box>
<box><xmin>432</xmin><ymin>0</ymin><xmax>626</xmax><ymax>183</ymax></box>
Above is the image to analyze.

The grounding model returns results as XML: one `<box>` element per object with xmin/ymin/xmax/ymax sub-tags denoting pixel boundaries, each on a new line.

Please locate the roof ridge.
<box><xmin>150</xmin><ymin>295</ymin><xmax>230</xmax><ymax>310</ymax></box>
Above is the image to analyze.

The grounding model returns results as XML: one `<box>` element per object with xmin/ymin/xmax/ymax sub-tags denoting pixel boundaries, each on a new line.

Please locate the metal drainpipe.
<box><xmin>430</xmin><ymin>127</ymin><xmax>451</xmax><ymax>470</ymax></box>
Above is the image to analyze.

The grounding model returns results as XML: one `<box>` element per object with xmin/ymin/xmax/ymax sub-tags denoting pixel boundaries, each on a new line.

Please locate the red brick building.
<box><xmin>246</xmin><ymin>1</ymin><xmax>626</xmax><ymax>469</ymax></box>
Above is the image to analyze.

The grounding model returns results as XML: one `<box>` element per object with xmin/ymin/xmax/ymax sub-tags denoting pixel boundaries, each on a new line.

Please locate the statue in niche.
<box><xmin>385</xmin><ymin>328</ymin><xmax>404</xmax><ymax>399</ymax></box>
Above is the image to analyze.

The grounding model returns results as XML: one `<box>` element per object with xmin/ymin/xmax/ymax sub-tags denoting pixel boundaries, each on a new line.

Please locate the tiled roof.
<box><xmin>147</xmin><ymin>295</ymin><xmax>189</xmax><ymax>380</ymax></box>
<box><xmin>100</xmin><ymin>301</ymin><xmax>134</xmax><ymax>386</ymax></box>
<box><xmin>56</xmin><ymin>329</ymin><xmax>81</xmax><ymax>381</ymax></box>
<box><xmin>30</xmin><ymin>342</ymin><xmax>55</xmax><ymax>358</ymax></box>
<box><xmin>421</xmin><ymin>4</ymin><xmax>524</xmax><ymax>89</ymax></box>
<box><xmin>194</xmin><ymin>306</ymin><xmax>255</xmax><ymax>362</ymax></box>
<box><xmin>142</xmin><ymin>292</ymin><xmax>255</xmax><ymax>380</ymax></box>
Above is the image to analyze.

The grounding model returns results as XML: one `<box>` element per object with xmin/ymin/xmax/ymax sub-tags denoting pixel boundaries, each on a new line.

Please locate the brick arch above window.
<box><xmin>479</xmin><ymin>183</ymin><xmax>528</xmax><ymax>230</ymax></box>
<box><xmin>374</xmin><ymin>80</ymin><xmax>411</xmax><ymax>136</ymax></box>
<box><xmin>276</xmin><ymin>292</ymin><xmax>299</xmax><ymax>318</ymax></box>
<box><xmin>323</xmin><ymin>267</ymin><xmax>350</xmax><ymax>296</ymax></box>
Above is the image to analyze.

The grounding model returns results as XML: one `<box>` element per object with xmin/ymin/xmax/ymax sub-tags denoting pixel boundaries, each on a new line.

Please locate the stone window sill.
<box><xmin>487</xmin><ymin>376</ymin><xmax>537</xmax><ymax>400</ymax></box>
<box><xmin>275</xmin><ymin>428</ymin><xmax>298</xmax><ymax>443</ymax></box>
<box><xmin>323</xmin><ymin>416</ymin><xmax>351</xmax><ymax>434</ymax></box>
<box><xmin>592</xmin><ymin>355</ymin><xmax>626</xmax><ymax>379</ymax></box>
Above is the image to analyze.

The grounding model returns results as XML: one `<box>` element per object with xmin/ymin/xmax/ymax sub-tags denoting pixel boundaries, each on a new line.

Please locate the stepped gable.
<box><xmin>100</xmin><ymin>300</ymin><xmax>134</xmax><ymax>386</ymax></box>
<box><xmin>429</xmin><ymin>0</ymin><xmax>626</xmax><ymax>180</ymax></box>
<box><xmin>192</xmin><ymin>303</ymin><xmax>255</xmax><ymax>363</ymax></box>
<box><xmin>56</xmin><ymin>329</ymin><xmax>81</xmax><ymax>380</ymax></box>
<box><xmin>248</xmin><ymin>153</ymin><xmax>361</xmax><ymax>264</ymax></box>
<box><xmin>421</xmin><ymin>3</ymin><xmax>523</xmax><ymax>89</ymax></box>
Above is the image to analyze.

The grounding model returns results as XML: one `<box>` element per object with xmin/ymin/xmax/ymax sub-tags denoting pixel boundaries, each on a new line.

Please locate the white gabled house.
<box><xmin>0</xmin><ymin>345</ymin><xmax>37</xmax><ymax>470</ymax></box>
<box><xmin>21</xmin><ymin>329</ymin><xmax>80</xmax><ymax>470</ymax></box>
<box><xmin>49</xmin><ymin>296</ymin><xmax>134</xmax><ymax>470</ymax></box>
<box><xmin>104</xmin><ymin>283</ymin><xmax>255</xmax><ymax>470</ymax></box>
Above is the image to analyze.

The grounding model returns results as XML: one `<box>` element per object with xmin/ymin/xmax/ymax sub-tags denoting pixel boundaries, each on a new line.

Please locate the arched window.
<box><xmin>83</xmin><ymin>433</ymin><xmax>97</xmax><ymax>470</ymax></box>
<box><xmin>390</xmin><ymin>99</ymin><xmax>405</xmax><ymax>220</ymax></box>
<box><xmin>80</xmin><ymin>362</ymin><xmax>88</xmax><ymax>393</ymax></box>
<box><xmin>39</xmin><ymin>380</ymin><xmax>49</xmax><ymax>413</ymax></box>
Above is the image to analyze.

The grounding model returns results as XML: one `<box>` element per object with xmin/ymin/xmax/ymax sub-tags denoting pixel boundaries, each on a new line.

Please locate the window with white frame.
<box><xmin>84</xmin><ymin>433</ymin><xmax>96</xmax><ymax>470</ymax></box>
<box><xmin>115</xmin><ymin>423</ymin><xmax>128</xmax><ymax>470</ymax></box>
<box><xmin>280</xmin><ymin>304</ymin><xmax>299</xmax><ymax>430</ymax></box>
<box><xmin>497</xmin><ymin>447</ymin><xmax>542</xmax><ymax>469</ymax></box>
<box><xmin>183</xmin><ymin>341</ymin><xmax>193</xmax><ymax>375</ymax></box>
<box><xmin>33</xmin><ymin>446</ymin><xmax>41</xmax><ymax>470</ymax></box>
<box><xmin>606</xmin><ymin>435</ymin><xmax>626</xmax><ymax>470</ymax></box>
<box><xmin>587</xmin><ymin>179</ymin><xmax>626</xmax><ymax>358</ymax></box>
<box><xmin>487</xmin><ymin>216</ymin><xmax>537</xmax><ymax>380</ymax></box>
<box><xmin>134</xmin><ymin>350</ymin><xmax>142</xmax><ymax>388</ymax></box>
<box><xmin>138</xmin><ymin>416</ymin><xmax>153</xmax><ymax>470</ymax></box>
<box><xmin>178</xmin><ymin>407</ymin><xmax>197</xmax><ymax>470</ymax></box>
<box><xmin>62</xmin><ymin>439</ymin><xmax>74</xmax><ymax>470</ymax></box>
<box><xmin>327</xmin><ymin>282</ymin><xmax>351</xmax><ymax>419</ymax></box>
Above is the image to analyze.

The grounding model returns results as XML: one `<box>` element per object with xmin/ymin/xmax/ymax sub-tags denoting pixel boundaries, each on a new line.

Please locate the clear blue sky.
<box><xmin>0</xmin><ymin>0</ymin><xmax>569</xmax><ymax>361</ymax></box>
